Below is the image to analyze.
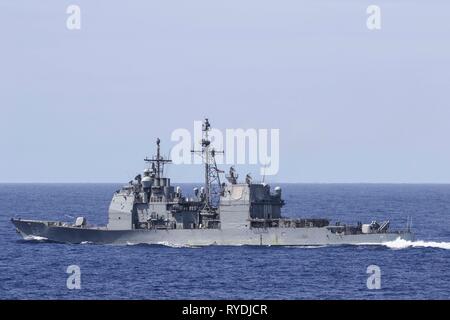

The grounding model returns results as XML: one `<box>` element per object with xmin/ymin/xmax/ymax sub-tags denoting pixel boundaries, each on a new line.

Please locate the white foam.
<box><xmin>23</xmin><ymin>235</ymin><xmax>48</xmax><ymax>241</ymax></box>
<box><xmin>124</xmin><ymin>241</ymin><xmax>197</xmax><ymax>248</ymax></box>
<box><xmin>157</xmin><ymin>241</ymin><xmax>198</xmax><ymax>248</ymax></box>
<box><xmin>288</xmin><ymin>245</ymin><xmax>328</xmax><ymax>249</ymax></box>
<box><xmin>382</xmin><ymin>238</ymin><xmax>450</xmax><ymax>250</ymax></box>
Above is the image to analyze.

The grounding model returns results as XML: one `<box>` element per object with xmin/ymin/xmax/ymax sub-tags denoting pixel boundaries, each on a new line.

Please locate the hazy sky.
<box><xmin>1</xmin><ymin>1</ymin><xmax>449</xmax><ymax>183</ymax></box>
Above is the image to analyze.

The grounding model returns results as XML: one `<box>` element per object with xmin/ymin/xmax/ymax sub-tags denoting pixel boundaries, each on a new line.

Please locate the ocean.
<box><xmin>0</xmin><ymin>183</ymin><xmax>449</xmax><ymax>299</ymax></box>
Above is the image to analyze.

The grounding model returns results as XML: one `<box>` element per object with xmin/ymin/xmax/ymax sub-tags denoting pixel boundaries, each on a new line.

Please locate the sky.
<box><xmin>1</xmin><ymin>1</ymin><xmax>449</xmax><ymax>183</ymax></box>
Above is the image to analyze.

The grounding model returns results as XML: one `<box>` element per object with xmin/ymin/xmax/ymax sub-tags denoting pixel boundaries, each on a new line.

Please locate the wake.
<box><xmin>382</xmin><ymin>238</ymin><xmax>450</xmax><ymax>250</ymax></box>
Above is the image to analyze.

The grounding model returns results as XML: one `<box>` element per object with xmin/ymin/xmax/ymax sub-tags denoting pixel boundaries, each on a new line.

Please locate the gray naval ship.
<box><xmin>12</xmin><ymin>119</ymin><xmax>413</xmax><ymax>246</ymax></box>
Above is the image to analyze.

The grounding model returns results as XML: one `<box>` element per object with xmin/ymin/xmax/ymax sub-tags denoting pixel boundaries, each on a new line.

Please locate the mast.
<box><xmin>145</xmin><ymin>138</ymin><xmax>172</xmax><ymax>180</ymax></box>
<box><xmin>204</xmin><ymin>121</ymin><xmax>210</xmax><ymax>203</ymax></box>
<box><xmin>191</xmin><ymin>118</ymin><xmax>224</xmax><ymax>210</ymax></box>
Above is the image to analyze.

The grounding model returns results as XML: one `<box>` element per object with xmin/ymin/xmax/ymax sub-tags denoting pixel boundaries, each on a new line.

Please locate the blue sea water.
<box><xmin>0</xmin><ymin>183</ymin><xmax>449</xmax><ymax>299</ymax></box>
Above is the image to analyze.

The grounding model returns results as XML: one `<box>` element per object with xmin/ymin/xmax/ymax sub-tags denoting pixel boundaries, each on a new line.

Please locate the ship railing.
<box><xmin>249</xmin><ymin>218</ymin><xmax>329</xmax><ymax>229</ymax></box>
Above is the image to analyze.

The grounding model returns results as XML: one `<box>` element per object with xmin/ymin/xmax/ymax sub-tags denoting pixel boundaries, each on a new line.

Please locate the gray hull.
<box><xmin>12</xmin><ymin>219</ymin><xmax>414</xmax><ymax>246</ymax></box>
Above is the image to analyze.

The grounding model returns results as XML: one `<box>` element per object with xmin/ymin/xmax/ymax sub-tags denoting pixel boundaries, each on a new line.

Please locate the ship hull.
<box><xmin>11</xmin><ymin>218</ymin><xmax>414</xmax><ymax>246</ymax></box>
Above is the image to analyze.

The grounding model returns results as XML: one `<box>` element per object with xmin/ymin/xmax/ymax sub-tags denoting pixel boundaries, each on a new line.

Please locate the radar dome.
<box><xmin>142</xmin><ymin>176</ymin><xmax>152</xmax><ymax>189</ymax></box>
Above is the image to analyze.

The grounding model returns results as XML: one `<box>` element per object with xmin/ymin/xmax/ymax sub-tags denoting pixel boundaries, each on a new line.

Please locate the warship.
<box><xmin>12</xmin><ymin>119</ymin><xmax>413</xmax><ymax>246</ymax></box>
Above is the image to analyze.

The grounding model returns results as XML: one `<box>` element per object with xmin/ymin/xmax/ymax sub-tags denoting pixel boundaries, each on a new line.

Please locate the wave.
<box><xmin>123</xmin><ymin>241</ymin><xmax>199</xmax><ymax>248</ymax></box>
<box><xmin>382</xmin><ymin>238</ymin><xmax>450</xmax><ymax>250</ymax></box>
<box><xmin>156</xmin><ymin>241</ymin><xmax>200</xmax><ymax>248</ymax></box>
<box><xmin>23</xmin><ymin>235</ymin><xmax>48</xmax><ymax>241</ymax></box>
<box><xmin>288</xmin><ymin>245</ymin><xmax>328</xmax><ymax>249</ymax></box>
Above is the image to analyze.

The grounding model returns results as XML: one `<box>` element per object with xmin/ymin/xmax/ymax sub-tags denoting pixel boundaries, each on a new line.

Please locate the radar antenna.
<box><xmin>226</xmin><ymin>166</ymin><xmax>238</xmax><ymax>184</ymax></box>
